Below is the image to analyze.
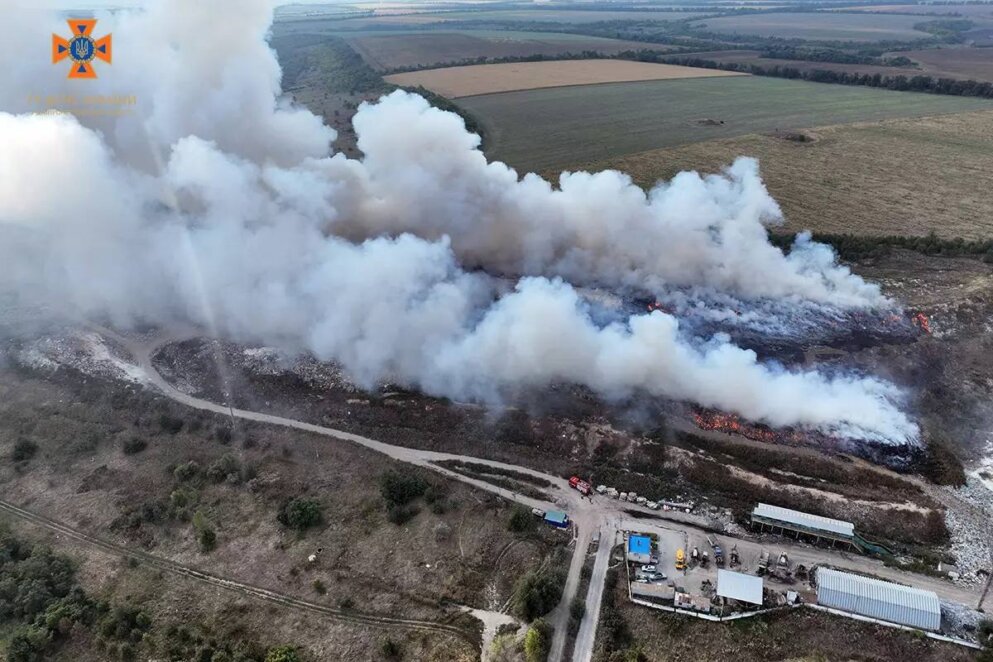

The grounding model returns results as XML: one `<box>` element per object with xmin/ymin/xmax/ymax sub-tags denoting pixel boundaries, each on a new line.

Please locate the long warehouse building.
<box><xmin>816</xmin><ymin>568</ymin><xmax>941</xmax><ymax>631</ymax></box>
<box><xmin>751</xmin><ymin>503</ymin><xmax>856</xmax><ymax>549</ymax></box>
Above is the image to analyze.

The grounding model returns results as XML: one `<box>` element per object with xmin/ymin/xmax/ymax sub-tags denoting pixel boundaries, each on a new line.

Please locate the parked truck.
<box><xmin>568</xmin><ymin>476</ymin><xmax>592</xmax><ymax>495</ymax></box>
<box><xmin>757</xmin><ymin>550</ymin><xmax>770</xmax><ymax>576</ymax></box>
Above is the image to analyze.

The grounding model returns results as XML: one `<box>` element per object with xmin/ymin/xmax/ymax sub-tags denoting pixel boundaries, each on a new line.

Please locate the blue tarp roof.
<box><xmin>544</xmin><ymin>511</ymin><xmax>568</xmax><ymax>524</ymax></box>
<box><xmin>628</xmin><ymin>535</ymin><xmax>651</xmax><ymax>555</ymax></box>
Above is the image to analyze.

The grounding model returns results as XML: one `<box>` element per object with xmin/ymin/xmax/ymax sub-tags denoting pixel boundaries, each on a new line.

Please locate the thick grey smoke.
<box><xmin>0</xmin><ymin>0</ymin><xmax>917</xmax><ymax>445</ymax></box>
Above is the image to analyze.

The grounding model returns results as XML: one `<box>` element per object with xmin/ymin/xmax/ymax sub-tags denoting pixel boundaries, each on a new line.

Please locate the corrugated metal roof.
<box><xmin>717</xmin><ymin>569</ymin><xmax>763</xmax><ymax>605</ymax></box>
<box><xmin>816</xmin><ymin>568</ymin><xmax>941</xmax><ymax>631</ymax></box>
<box><xmin>752</xmin><ymin>503</ymin><xmax>854</xmax><ymax>538</ymax></box>
<box><xmin>628</xmin><ymin>535</ymin><xmax>651</xmax><ymax>555</ymax></box>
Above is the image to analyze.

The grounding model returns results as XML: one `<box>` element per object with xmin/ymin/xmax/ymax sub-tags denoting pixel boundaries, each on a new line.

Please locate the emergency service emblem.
<box><xmin>52</xmin><ymin>19</ymin><xmax>112</xmax><ymax>79</ymax></box>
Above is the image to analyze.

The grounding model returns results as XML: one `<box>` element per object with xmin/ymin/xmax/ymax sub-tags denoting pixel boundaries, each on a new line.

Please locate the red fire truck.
<box><xmin>569</xmin><ymin>476</ymin><xmax>592</xmax><ymax>495</ymax></box>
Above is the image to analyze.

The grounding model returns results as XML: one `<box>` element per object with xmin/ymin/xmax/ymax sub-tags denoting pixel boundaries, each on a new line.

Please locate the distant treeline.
<box><xmin>648</xmin><ymin>53</ymin><xmax>993</xmax><ymax>98</ymax></box>
<box><xmin>383</xmin><ymin>49</ymin><xmax>637</xmax><ymax>74</ymax></box>
<box><xmin>913</xmin><ymin>18</ymin><xmax>976</xmax><ymax>42</ymax></box>
<box><xmin>769</xmin><ymin>231</ymin><xmax>993</xmax><ymax>262</ymax></box>
<box><xmin>759</xmin><ymin>45</ymin><xmax>916</xmax><ymax>67</ymax></box>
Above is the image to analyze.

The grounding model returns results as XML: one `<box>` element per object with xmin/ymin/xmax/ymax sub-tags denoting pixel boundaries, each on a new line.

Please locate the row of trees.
<box><xmin>768</xmin><ymin>230</ymin><xmax>993</xmax><ymax>263</ymax></box>
<box><xmin>652</xmin><ymin>53</ymin><xmax>993</xmax><ymax>98</ymax></box>
<box><xmin>759</xmin><ymin>45</ymin><xmax>915</xmax><ymax>67</ymax></box>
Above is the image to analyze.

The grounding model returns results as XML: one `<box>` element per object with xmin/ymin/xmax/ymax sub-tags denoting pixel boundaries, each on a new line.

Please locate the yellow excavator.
<box><xmin>675</xmin><ymin>548</ymin><xmax>687</xmax><ymax>571</ymax></box>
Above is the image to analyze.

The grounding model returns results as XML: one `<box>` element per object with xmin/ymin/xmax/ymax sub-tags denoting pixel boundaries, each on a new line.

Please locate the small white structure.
<box><xmin>717</xmin><ymin>569</ymin><xmax>763</xmax><ymax>606</ymax></box>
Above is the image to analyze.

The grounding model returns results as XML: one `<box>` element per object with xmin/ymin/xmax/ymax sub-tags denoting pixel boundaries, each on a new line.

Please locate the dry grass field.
<box><xmin>385</xmin><ymin>59</ymin><xmax>744</xmax><ymax>97</ymax></box>
<box><xmin>458</xmin><ymin>75</ymin><xmax>993</xmax><ymax>171</ymax></box>
<box><xmin>693</xmin><ymin>11</ymin><xmax>933</xmax><ymax>41</ymax></box>
<box><xmin>347</xmin><ymin>31</ymin><xmax>671</xmax><ymax>71</ymax></box>
<box><xmin>895</xmin><ymin>47</ymin><xmax>993</xmax><ymax>82</ymax></box>
<box><xmin>574</xmin><ymin>110</ymin><xmax>993</xmax><ymax>239</ymax></box>
<box><xmin>0</xmin><ymin>365</ymin><xmax>564</xmax><ymax>659</ymax></box>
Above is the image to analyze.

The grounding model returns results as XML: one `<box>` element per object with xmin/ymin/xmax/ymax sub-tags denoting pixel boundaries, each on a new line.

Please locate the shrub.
<box><xmin>121</xmin><ymin>437</ymin><xmax>147</xmax><ymax>455</ymax></box>
<box><xmin>386</xmin><ymin>503</ymin><xmax>419</xmax><ymax>525</ymax></box>
<box><xmin>158</xmin><ymin>414</ymin><xmax>184</xmax><ymax>434</ymax></box>
<box><xmin>508</xmin><ymin>505</ymin><xmax>536</xmax><ymax>534</ymax></box>
<box><xmin>206</xmin><ymin>453</ymin><xmax>241</xmax><ymax>484</ymax></box>
<box><xmin>12</xmin><ymin>438</ymin><xmax>38</xmax><ymax>462</ymax></box>
<box><xmin>265</xmin><ymin>645</ymin><xmax>301</xmax><ymax>662</ymax></box>
<box><xmin>215</xmin><ymin>426</ymin><xmax>233</xmax><ymax>444</ymax></box>
<box><xmin>512</xmin><ymin>569</ymin><xmax>566</xmax><ymax>621</ymax></box>
<box><xmin>523</xmin><ymin>619</ymin><xmax>549</xmax><ymax>662</ymax></box>
<box><xmin>379</xmin><ymin>470</ymin><xmax>427</xmax><ymax>507</ymax></box>
<box><xmin>192</xmin><ymin>511</ymin><xmax>216</xmax><ymax>552</ymax></box>
<box><xmin>379</xmin><ymin>637</ymin><xmax>401</xmax><ymax>659</ymax></box>
<box><xmin>570</xmin><ymin>597</ymin><xmax>586</xmax><ymax>623</ymax></box>
<box><xmin>173</xmin><ymin>460</ymin><xmax>201</xmax><ymax>482</ymax></box>
<box><xmin>278</xmin><ymin>498</ymin><xmax>323</xmax><ymax>530</ymax></box>
<box><xmin>312</xmin><ymin>580</ymin><xmax>326</xmax><ymax>595</ymax></box>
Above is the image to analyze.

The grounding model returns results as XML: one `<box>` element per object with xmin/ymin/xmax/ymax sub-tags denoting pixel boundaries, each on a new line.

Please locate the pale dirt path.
<box><xmin>572</xmin><ymin>522</ymin><xmax>619</xmax><ymax>662</ymax></box>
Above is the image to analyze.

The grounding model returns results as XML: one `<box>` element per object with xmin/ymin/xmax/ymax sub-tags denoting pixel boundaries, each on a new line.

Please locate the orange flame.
<box><xmin>912</xmin><ymin>312</ymin><xmax>931</xmax><ymax>335</ymax></box>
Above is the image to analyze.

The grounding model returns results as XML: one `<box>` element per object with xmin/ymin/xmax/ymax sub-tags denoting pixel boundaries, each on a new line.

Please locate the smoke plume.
<box><xmin>0</xmin><ymin>0</ymin><xmax>917</xmax><ymax>445</ymax></box>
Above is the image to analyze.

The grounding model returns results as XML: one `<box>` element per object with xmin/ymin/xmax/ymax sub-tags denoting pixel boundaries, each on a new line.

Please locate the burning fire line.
<box><xmin>692</xmin><ymin>409</ymin><xmax>805</xmax><ymax>445</ymax></box>
<box><xmin>912</xmin><ymin>312</ymin><xmax>931</xmax><ymax>335</ymax></box>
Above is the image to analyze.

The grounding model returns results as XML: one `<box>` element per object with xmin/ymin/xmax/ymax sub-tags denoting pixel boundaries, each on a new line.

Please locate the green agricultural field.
<box><xmin>692</xmin><ymin>12</ymin><xmax>932</xmax><ymax>42</ymax></box>
<box><xmin>455</xmin><ymin>75</ymin><xmax>993</xmax><ymax>171</ymax></box>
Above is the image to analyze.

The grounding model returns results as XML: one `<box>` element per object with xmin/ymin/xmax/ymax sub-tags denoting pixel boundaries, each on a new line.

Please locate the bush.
<box><xmin>278</xmin><ymin>498</ymin><xmax>323</xmax><ymax>530</ymax></box>
<box><xmin>379</xmin><ymin>470</ymin><xmax>428</xmax><ymax>507</ymax></box>
<box><xmin>512</xmin><ymin>568</ymin><xmax>566</xmax><ymax>621</ymax></box>
<box><xmin>380</xmin><ymin>637</ymin><xmax>401</xmax><ymax>659</ymax></box>
<box><xmin>12</xmin><ymin>438</ymin><xmax>38</xmax><ymax>462</ymax></box>
<box><xmin>158</xmin><ymin>414</ymin><xmax>184</xmax><ymax>434</ymax></box>
<box><xmin>121</xmin><ymin>437</ymin><xmax>147</xmax><ymax>455</ymax></box>
<box><xmin>206</xmin><ymin>453</ymin><xmax>241</xmax><ymax>484</ymax></box>
<box><xmin>215</xmin><ymin>426</ymin><xmax>233</xmax><ymax>444</ymax></box>
<box><xmin>523</xmin><ymin>619</ymin><xmax>550</xmax><ymax>662</ymax></box>
<box><xmin>508</xmin><ymin>505</ymin><xmax>536</xmax><ymax>534</ymax></box>
<box><xmin>312</xmin><ymin>579</ymin><xmax>326</xmax><ymax>595</ymax></box>
<box><xmin>570</xmin><ymin>597</ymin><xmax>586</xmax><ymax>623</ymax></box>
<box><xmin>173</xmin><ymin>460</ymin><xmax>201</xmax><ymax>482</ymax></box>
<box><xmin>192</xmin><ymin>511</ymin><xmax>216</xmax><ymax>552</ymax></box>
<box><xmin>386</xmin><ymin>503</ymin><xmax>419</xmax><ymax>525</ymax></box>
<box><xmin>265</xmin><ymin>645</ymin><xmax>301</xmax><ymax>662</ymax></box>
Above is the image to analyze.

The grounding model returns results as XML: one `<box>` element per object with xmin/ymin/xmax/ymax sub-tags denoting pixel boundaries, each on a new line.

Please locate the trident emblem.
<box><xmin>53</xmin><ymin>19</ymin><xmax>112</xmax><ymax>79</ymax></box>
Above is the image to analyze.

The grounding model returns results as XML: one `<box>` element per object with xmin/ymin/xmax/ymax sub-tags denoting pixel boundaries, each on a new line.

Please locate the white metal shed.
<box><xmin>816</xmin><ymin>568</ymin><xmax>941</xmax><ymax>631</ymax></box>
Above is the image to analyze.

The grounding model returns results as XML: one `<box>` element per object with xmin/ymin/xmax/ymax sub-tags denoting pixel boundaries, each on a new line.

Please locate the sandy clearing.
<box><xmin>384</xmin><ymin>59</ymin><xmax>745</xmax><ymax>98</ymax></box>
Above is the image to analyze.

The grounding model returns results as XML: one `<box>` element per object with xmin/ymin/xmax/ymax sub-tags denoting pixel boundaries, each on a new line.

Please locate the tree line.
<box><xmin>648</xmin><ymin>53</ymin><xmax>993</xmax><ymax>98</ymax></box>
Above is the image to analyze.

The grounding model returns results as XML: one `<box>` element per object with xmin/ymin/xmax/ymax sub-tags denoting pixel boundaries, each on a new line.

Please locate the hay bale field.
<box><xmin>457</xmin><ymin>75</ymin><xmax>993</xmax><ymax>171</ymax></box>
<box><xmin>575</xmin><ymin>110</ymin><xmax>993</xmax><ymax>240</ymax></box>
<box><xmin>347</xmin><ymin>31</ymin><xmax>672</xmax><ymax>71</ymax></box>
<box><xmin>385</xmin><ymin>59</ymin><xmax>744</xmax><ymax>97</ymax></box>
<box><xmin>692</xmin><ymin>12</ymin><xmax>932</xmax><ymax>41</ymax></box>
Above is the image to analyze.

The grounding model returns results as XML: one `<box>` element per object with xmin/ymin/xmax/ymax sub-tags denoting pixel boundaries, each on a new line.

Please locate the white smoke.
<box><xmin>0</xmin><ymin>0</ymin><xmax>917</xmax><ymax>445</ymax></box>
